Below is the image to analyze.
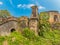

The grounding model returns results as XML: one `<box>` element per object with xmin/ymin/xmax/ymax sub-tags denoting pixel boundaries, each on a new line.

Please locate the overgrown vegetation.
<box><xmin>0</xmin><ymin>28</ymin><xmax>60</xmax><ymax>45</ymax></box>
<box><xmin>0</xmin><ymin>12</ymin><xmax>60</xmax><ymax>45</ymax></box>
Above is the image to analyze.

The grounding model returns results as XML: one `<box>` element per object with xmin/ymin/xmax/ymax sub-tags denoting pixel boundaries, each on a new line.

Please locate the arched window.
<box><xmin>54</xmin><ymin>15</ymin><xmax>58</xmax><ymax>22</ymax></box>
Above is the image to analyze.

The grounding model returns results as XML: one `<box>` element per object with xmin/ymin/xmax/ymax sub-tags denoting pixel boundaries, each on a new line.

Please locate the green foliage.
<box><xmin>0</xmin><ymin>29</ymin><xmax>60</xmax><ymax>45</ymax></box>
<box><xmin>0</xmin><ymin>36</ymin><xmax>5</xmax><ymax>45</ymax></box>
<box><xmin>22</xmin><ymin>28</ymin><xmax>38</xmax><ymax>41</ymax></box>
<box><xmin>3</xmin><ymin>31</ymin><xmax>30</xmax><ymax>45</ymax></box>
<box><xmin>0</xmin><ymin>10</ymin><xmax>11</xmax><ymax>18</ymax></box>
<box><xmin>38</xmin><ymin>12</ymin><xmax>60</xmax><ymax>45</ymax></box>
<box><xmin>39</xmin><ymin>12</ymin><xmax>49</xmax><ymax>23</ymax></box>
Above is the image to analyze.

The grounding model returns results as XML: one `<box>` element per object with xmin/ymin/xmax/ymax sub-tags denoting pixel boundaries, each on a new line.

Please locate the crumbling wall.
<box><xmin>0</xmin><ymin>21</ymin><xmax>19</xmax><ymax>36</ymax></box>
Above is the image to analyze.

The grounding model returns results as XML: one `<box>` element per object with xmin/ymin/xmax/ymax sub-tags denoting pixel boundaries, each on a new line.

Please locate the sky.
<box><xmin>0</xmin><ymin>0</ymin><xmax>60</xmax><ymax>17</ymax></box>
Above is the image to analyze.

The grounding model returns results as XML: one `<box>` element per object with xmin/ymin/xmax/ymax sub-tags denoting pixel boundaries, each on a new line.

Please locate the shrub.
<box><xmin>22</xmin><ymin>28</ymin><xmax>37</xmax><ymax>40</ymax></box>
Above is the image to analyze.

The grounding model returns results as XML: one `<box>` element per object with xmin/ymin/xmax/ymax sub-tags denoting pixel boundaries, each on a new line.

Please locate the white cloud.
<box><xmin>27</xmin><ymin>4</ymin><xmax>35</xmax><ymax>8</ymax></box>
<box><xmin>17</xmin><ymin>4</ymin><xmax>26</xmax><ymax>8</ymax></box>
<box><xmin>17</xmin><ymin>4</ymin><xmax>22</xmax><ymax>8</ymax></box>
<box><xmin>0</xmin><ymin>2</ymin><xmax>3</xmax><ymax>5</ymax></box>
<box><xmin>38</xmin><ymin>6</ymin><xmax>45</xmax><ymax>9</ymax></box>
<box><xmin>22</xmin><ymin>4</ymin><xmax>26</xmax><ymax>7</ymax></box>
<box><xmin>17</xmin><ymin>4</ymin><xmax>35</xmax><ymax>8</ymax></box>
<box><xmin>17</xmin><ymin>4</ymin><xmax>46</xmax><ymax>10</ymax></box>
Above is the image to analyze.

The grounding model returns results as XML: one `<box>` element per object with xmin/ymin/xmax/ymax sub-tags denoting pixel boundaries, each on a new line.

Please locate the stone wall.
<box><xmin>0</xmin><ymin>20</ymin><xmax>19</xmax><ymax>36</ymax></box>
<box><xmin>48</xmin><ymin>11</ymin><xmax>60</xmax><ymax>24</ymax></box>
<box><xmin>19</xmin><ymin>16</ymin><xmax>29</xmax><ymax>28</ymax></box>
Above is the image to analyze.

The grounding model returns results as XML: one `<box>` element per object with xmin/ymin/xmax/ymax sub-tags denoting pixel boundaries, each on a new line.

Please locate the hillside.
<box><xmin>0</xmin><ymin>27</ymin><xmax>60</xmax><ymax>45</ymax></box>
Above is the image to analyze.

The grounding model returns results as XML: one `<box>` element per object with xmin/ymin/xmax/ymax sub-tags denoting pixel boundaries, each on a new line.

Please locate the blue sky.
<box><xmin>0</xmin><ymin>0</ymin><xmax>60</xmax><ymax>17</ymax></box>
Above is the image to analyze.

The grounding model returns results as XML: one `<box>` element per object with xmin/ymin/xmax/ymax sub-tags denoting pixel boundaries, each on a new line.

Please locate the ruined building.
<box><xmin>48</xmin><ymin>11</ymin><xmax>60</xmax><ymax>24</ymax></box>
<box><xmin>48</xmin><ymin>11</ymin><xmax>60</xmax><ymax>29</ymax></box>
<box><xmin>0</xmin><ymin>6</ymin><xmax>60</xmax><ymax>36</ymax></box>
<box><xmin>29</xmin><ymin>6</ymin><xmax>39</xmax><ymax>35</ymax></box>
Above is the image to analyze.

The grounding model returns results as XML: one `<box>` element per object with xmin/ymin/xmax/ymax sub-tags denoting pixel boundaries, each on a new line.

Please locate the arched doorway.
<box><xmin>11</xmin><ymin>29</ymin><xmax>15</xmax><ymax>32</ymax></box>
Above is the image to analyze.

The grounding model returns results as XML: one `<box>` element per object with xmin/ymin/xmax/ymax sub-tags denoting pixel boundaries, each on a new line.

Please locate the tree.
<box><xmin>0</xmin><ymin>10</ymin><xmax>11</xmax><ymax>18</ymax></box>
<box><xmin>38</xmin><ymin>12</ymin><xmax>50</xmax><ymax>36</ymax></box>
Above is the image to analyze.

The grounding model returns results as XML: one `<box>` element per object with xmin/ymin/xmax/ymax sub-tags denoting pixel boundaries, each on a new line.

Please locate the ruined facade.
<box><xmin>48</xmin><ymin>11</ymin><xmax>60</xmax><ymax>24</ymax></box>
<box><xmin>47</xmin><ymin>11</ymin><xmax>60</xmax><ymax>29</ymax></box>
<box><xmin>19</xmin><ymin>6</ymin><xmax>39</xmax><ymax>35</ymax></box>
<box><xmin>0</xmin><ymin>10</ymin><xmax>19</xmax><ymax>36</ymax></box>
<box><xmin>0</xmin><ymin>6</ymin><xmax>60</xmax><ymax>36</ymax></box>
<box><xmin>19</xmin><ymin>16</ymin><xmax>29</xmax><ymax>28</ymax></box>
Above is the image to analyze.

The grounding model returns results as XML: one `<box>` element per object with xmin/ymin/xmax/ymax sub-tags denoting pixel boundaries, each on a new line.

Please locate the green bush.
<box><xmin>22</xmin><ymin>28</ymin><xmax>38</xmax><ymax>41</ymax></box>
<box><xmin>0</xmin><ymin>30</ymin><xmax>60</xmax><ymax>45</ymax></box>
<box><xmin>0</xmin><ymin>36</ymin><xmax>5</xmax><ymax>45</ymax></box>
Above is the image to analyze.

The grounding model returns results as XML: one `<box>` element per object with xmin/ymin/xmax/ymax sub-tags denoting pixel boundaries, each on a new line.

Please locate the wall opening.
<box><xmin>54</xmin><ymin>15</ymin><xmax>58</xmax><ymax>22</ymax></box>
<box><xmin>11</xmin><ymin>29</ymin><xmax>15</xmax><ymax>32</ymax></box>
